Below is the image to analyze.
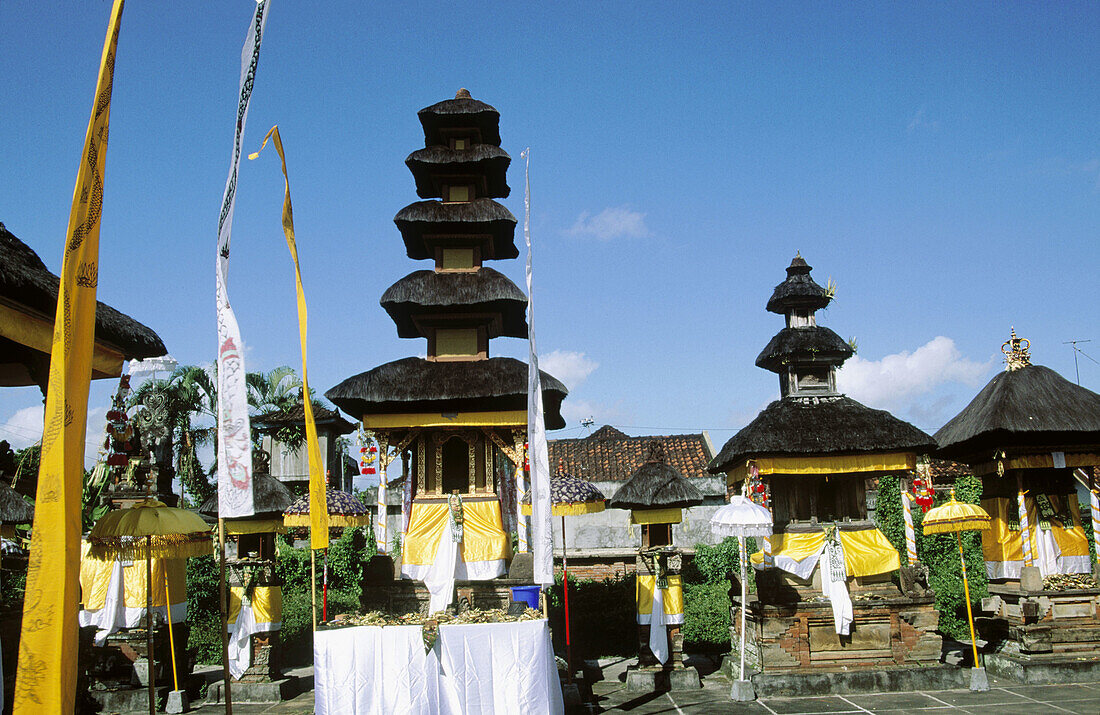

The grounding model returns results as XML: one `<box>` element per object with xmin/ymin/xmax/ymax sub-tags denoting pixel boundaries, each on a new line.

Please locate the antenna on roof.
<box><xmin>580</xmin><ymin>417</ymin><xmax>594</xmax><ymax>433</ymax></box>
<box><xmin>1063</xmin><ymin>339</ymin><xmax>1097</xmax><ymax>385</ymax></box>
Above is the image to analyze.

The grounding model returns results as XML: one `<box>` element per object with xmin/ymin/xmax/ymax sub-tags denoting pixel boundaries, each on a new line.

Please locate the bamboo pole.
<box><xmin>164</xmin><ymin>570</ymin><xmax>179</xmax><ymax>691</ymax></box>
<box><xmin>218</xmin><ymin>517</ymin><xmax>233</xmax><ymax>714</ymax></box>
<box><xmin>957</xmin><ymin>532</ymin><xmax>981</xmax><ymax>671</ymax></box>
<box><xmin>146</xmin><ymin>536</ymin><xmax>155</xmax><ymax>715</ymax></box>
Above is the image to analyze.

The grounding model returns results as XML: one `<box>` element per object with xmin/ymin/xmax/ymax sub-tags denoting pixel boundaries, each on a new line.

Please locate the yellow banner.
<box><xmin>250</xmin><ymin>127</ymin><xmax>329</xmax><ymax>550</ymax></box>
<box><xmin>15</xmin><ymin>2</ymin><xmax>125</xmax><ymax>711</ymax></box>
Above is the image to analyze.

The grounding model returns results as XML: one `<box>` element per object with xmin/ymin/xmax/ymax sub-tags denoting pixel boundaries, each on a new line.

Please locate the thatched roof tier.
<box><xmin>405</xmin><ymin>144</ymin><xmax>511</xmax><ymax>200</ymax></box>
<box><xmin>326</xmin><ymin>357</ymin><xmax>567</xmax><ymax>430</ymax></box>
<box><xmin>755</xmin><ymin>326</ymin><xmax>853</xmax><ymax>373</ymax></box>
<box><xmin>0</xmin><ymin>223</ymin><xmax>167</xmax><ymax>386</ymax></box>
<box><xmin>934</xmin><ymin>365</ymin><xmax>1100</xmax><ymax>460</ymax></box>
<box><xmin>709</xmin><ymin>396</ymin><xmax>936</xmax><ymax>473</ymax></box>
<box><xmin>766</xmin><ymin>255</ymin><xmax>831</xmax><ymax>314</ymax></box>
<box><xmin>608</xmin><ymin>442</ymin><xmax>705</xmax><ymax>510</ymax></box>
<box><xmin>0</xmin><ymin>482</ymin><xmax>33</xmax><ymax>524</ymax></box>
<box><xmin>417</xmin><ymin>89</ymin><xmax>502</xmax><ymax>147</ymax></box>
<box><xmin>253</xmin><ymin>404</ymin><xmax>356</xmax><ymax>435</ymax></box>
<box><xmin>199</xmin><ymin>472</ymin><xmax>294</xmax><ymax>519</ymax></box>
<box><xmin>394</xmin><ymin>199</ymin><xmax>518</xmax><ymax>260</ymax></box>
<box><xmin>380</xmin><ymin>268</ymin><xmax>528</xmax><ymax>339</ymax></box>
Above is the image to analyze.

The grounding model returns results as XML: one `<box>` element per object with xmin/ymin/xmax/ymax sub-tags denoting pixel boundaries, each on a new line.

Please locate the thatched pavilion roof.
<box><xmin>934</xmin><ymin>364</ymin><xmax>1100</xmax><ymax>460</ymax></box>
<box><xmin>405</xmin><ymin>144</ymin><xmax>511</xmax><ymax>199</ymax></box>
<box><xmin>417</xmin><ymin>89</ymin><xmax>502</xmax><ymax>147</ymax></box>
<box><xmin>766</xmin><ymin>254</ymin><xmax>831</xmax><ymax>314</ymax></box>
<box><xmin>608</xmin><ymin>442</ymin><xmax>705</xmax><ymax>510</ymax></box>
<box><xmin>0</xmin><ymin>482</ymin><xmax>34</xmax><ymax>524</ymax></box>
<box><xmin>394</xmin><ymin>199</ymin><xmax>518</xmax><ymax>260</ymax></box>
<box><xmin>755</xmin><ymin>326</ymin><xmax>853</xmax><ymax>373</ymax></box>
<box><xmin>199</xmin><ymin>471</ymin><xmax>294</xmax><ymax>519</ymax></box>
<box><xmin>0</xmin><ymin>223</ymin><xmax>167</xmax><ymax>387</ymax></box>
<box><xmin>326</xmin><ymin>357</ymin><xmax>567</xmax><ymax>430</ymax></box>
<box><xmin>380</xmin><ymin>268</ymin><xmax>528</xmax><ymax>339</ymax></box>
<box><xmin>709</xmin><ymin>396</ymin><xmax>937</xmax><ymax>473</ymax></box>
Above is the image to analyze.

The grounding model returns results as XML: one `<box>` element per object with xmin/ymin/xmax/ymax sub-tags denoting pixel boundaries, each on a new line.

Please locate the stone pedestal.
<box><xmin>227</xmin><ymin>560</ymin><xmax>283</xmax><ymax>682</ymax></box>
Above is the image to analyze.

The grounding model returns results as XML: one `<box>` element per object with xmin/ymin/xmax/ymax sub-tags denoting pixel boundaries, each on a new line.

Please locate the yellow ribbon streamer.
<box><xmin>249</xmin><ymin>126</ymin><xmax>329</xmax><ymax>550</ymax></box>
<box><xmin>15</xmin><ymin>2</ymin><xmax>125</xmax><ymax>711</ymax></box>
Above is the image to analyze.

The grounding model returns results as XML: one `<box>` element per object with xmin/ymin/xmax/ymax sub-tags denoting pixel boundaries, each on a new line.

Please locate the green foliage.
<box><xmin>188</xmin><ymin>611</ymin><xmax>223</xmax><ymax>665</ymax></box>
<box><xmin>391</xmin><ymin>532</ymin><xmax>403</xmax><ymax>558</ymax></box>
<box><xmin>547</xmin><ymin>573</ymin><xmax>636</xmax><ymax>658</ymax></box>
<box><xmin>877</xmin><ymin>472</ymin><xmax>988</xmax><ymax>640</ymax></box>
<box><xmin>1</xmin><ymin>568</ymin><xmax>26</xmax><ymax>607</ymax></box>
<box><xmin>690</xmin><ymin>537</ymin><xmax>758</xmax><ymax>589</ymax></box>
<box><xmin>327</xmin><ymin>527</ymin><xmax>370</xmax><ymax>594</ymax></box>
<box><xmin>682</xmin><ymin>581</ymin><xmax>731</xmax><ymax>652</ymax></box>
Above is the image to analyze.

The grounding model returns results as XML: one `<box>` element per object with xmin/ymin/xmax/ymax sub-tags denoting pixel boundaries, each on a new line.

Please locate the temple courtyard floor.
<box><xmin>180</xmin><ymin>659</ymin><xmax>1100</xmax><ymax>713</ymax></box>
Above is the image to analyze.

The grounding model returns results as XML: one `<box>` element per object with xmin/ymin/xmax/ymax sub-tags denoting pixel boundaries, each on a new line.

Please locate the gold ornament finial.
<box><xmin>1002</xmin><ymin>328</ymin><xmax>1031</xmax><ymax>371</ymax></box>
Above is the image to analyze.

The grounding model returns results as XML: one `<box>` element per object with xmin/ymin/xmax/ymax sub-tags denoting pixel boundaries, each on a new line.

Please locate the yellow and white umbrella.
<box><xmin>922</xmin><ymin>493</ymin><xmax>990</xmax><ymax>691</ymax></box>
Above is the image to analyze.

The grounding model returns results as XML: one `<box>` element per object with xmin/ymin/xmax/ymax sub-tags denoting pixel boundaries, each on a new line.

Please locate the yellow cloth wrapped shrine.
<box><xmin>402</xmin><ymin>499</ymin><xmax>511</xmax><ymax>578</ymax></box>
<box><xmin>981</xmin><ymin>494</ymin><xmax>1090</xmax><ymax>579</ymax></box>
<box><xmin>228</xmin><ymin>585</ymin><xmax>283</xmax><ymax>629</ymax></box>
<box><xmin>636</xmin><ymin>574</ymin><xmax>685</xmax><ymax>625</ymax></box>
<box><xmin>750</xmin><ymin>528</ymin><xmax>900</xmax><ymax>578</ymax></box>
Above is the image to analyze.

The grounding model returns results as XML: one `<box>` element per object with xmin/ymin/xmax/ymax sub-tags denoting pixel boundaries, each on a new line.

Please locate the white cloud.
<box><xmin>559</xmin><ymin>398</ymin><xmax>625</xmax><ymax>430</ymax></box>
<box><xmin>837</xmin><ymin>336</ymin><xmax>991</xmax><ymax>416</ymax></box>
<box><xmin>0</xmin><ymin>405</ymin><xmax>44</xmax><ymax>450</ymax></box>
<box><xmin>540</xmin><ymin>350</ymin><xmax>598</xmax><ymax>390</ymax></box>
<box><xmin>567</xmin><ymin>206</ymin><xmax>650</xmax><ymax>241</ymax></box>
<box><xmin>906</xmin><ymin>105</ymin><xmax>939</xmax><ymax>135</ymax></box>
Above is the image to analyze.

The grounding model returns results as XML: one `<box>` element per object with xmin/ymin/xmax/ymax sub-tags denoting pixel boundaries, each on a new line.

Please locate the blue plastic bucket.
<box><xmin>511</xmin><ymin>585</ymin><xmax>541</xmax><ymax>610</ymax></box>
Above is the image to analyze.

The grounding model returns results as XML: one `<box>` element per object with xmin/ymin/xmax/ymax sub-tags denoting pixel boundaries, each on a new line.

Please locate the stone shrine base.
<box><xmin>205</xmin><ymin>675</ymin><xmax>301</xmax><ymax>704</ymax></box>
<box><xmin>624</xmin><ymin>664</ymin><xmax>701</xmax><ymax>693</ymax></box>
<box><xmin>739</xmin><ymin>663</ymin><xmax>968</xmax><ymax>697</ymax></box>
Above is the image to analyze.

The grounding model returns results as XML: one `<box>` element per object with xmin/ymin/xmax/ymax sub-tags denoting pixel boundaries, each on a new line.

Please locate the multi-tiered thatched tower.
<box><xmin>327</xmin><ymin>90</ymin><xmax>566</xmax><ymax>606</ymax></box>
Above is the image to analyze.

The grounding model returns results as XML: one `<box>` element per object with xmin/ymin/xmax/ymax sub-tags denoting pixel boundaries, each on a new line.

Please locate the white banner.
<box><xmin>376</xmin><ymin>447</ymin><xmax>388</xmax><ymax>555</ymax></box>
<box><xmin>215</xmin><ymin>0</ymin><xmax>270</xmax><ymax>518</ymax></box>
<box><xmin>522</xmin><ymin>149</ymin><xmax>554</xmax><ymax>586</ymax></box>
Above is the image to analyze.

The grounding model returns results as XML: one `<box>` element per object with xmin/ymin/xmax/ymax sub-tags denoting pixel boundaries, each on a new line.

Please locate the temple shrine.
<box><xmin>708</xmin><ymin>255</ymin><xmax>943</xmax><ymax>676</ymax></box>
<box><xmin>326</xmin><ymin>90</ymin><xmax>567</xmax><ymax>612</ymax></box>
<box><xmin>935</xmin><ymin>331</ymin><xmax>1100</xmax><ymax>680</ymax></box>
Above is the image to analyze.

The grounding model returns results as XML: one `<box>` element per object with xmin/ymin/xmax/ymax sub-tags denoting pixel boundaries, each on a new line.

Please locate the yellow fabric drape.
<box><xmin>228</xmin><ymin>585</ymin><xmax>283</xmax><ymax>627</ymax></box>
<box><xmin>249</xmin><ymin>127</ymin><xmax>328</xmax><ymax>550</ymax></box>
<box><xmin>972</xmin><ymin>453</ymin><xmax>1100</xmax><ymax>476</ymax></box>
<box><xmin>224</xmin><ymin>518</ymin><xmax>287</xmax><ymax>535</ymax></box>
<box><xmin>403</xmin><ymin>500</ymin><xmax>511</xmax><ymax>566</ymax></box>
<box><xmin>79</xmin><ymin>547</ymin><xmax>187</xmax><ymax>610</ymax></box>
<box><xmin>629</xmin><ymin>508</ymin><xmax>683</xmax><ymax>525</ymax></box>
<box><xmin>750</xmin><ymin>528</ymin><xmax>900</xmax><ymax>577</ymax></box>
<box><xmin>982</xmin><ymin>495</ymin><xmax>1090</xmax><ymax>563</ymax></box>
<box><xmin>728</xmin><ymin>453</ymin><xmax>916</xmax><ymax>484</ymax></box>
<box><xmin>636</xmin><ymin>574</ymin><xmax>684</xmax><ymax>616</ymax></box>
<box><xmin>16</xmin><ymin>3</ymin><xmax>125</xmax><ymax>711</ymax></box>
<box><xmin>361</xmin><ymin>411</ymin><xmax>527</xmax><ymax>429</ymax></box>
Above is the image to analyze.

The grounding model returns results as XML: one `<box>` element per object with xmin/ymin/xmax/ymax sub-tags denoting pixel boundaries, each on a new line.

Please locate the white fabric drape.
<box><xmin>819</xmin><ymin>540</ymin><xmax>853</xmax><ymax>636</ymax></box>
<box><xmin>227</xmin><ymin>601</ymin><xmax>256</xmax><ymax>678</ymax></box>
<box><xmin>314</xmin><ymin>625</ymin><xmax>439</xmax><ymax>715</ymax></box>
<box><xmin>648</xmin><ymin>584</ymin><xmax>668</xmax><ymax>664</ymax></box>
<box><xmin>423</xmin><ymin>519</ymin><xmax>460</xmax><ymax>613</ymax></box>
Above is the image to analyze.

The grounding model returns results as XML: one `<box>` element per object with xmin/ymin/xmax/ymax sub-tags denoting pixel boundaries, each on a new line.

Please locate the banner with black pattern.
<box><xmin>15</xmin><ymin>2</ymin><xmax>125</xmax><ymax>711</ymax></box>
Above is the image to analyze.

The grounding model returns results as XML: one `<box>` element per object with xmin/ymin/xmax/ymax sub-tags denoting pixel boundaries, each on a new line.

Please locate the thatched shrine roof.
<box><xmin>380</xmin><ymin>268</ymin><xmax>528</xmax><ymax>339</ymax></box>
<box><xmin>0</xmin><ymin>481</ymin><xmax>34</xmax><ymax>524</ymax></box>
<box><xmin>199</xmin><ymin>471</ymin><xmax>294</xmax><ymax>519</ymax></box>
<box><xmin>0</xmin><ymin>223</ymin><xmax>167</xmax><ymax>386</ymax></box>
<box><xmin>709</xmin><ymin>396</ymin><xmax>937</xmax><ymax>473</ymax></box>
<box><xmin>405</xmin><ymin>144</ymin><xmax>511</xmax><ymax>199</ymax></box>
<box><xmin>326</xmin><ymin>357</ymin><xmax>567</xmax><ymax>430</ymax></box>
<box><xmin>394</xmin><ymin>199</ymin><xmax>518</xmax><ymax>260</ymax></box>
<box><xmin>766</xmin><ymin>254</ymin><xmax>831</xmax><ymax>314</ymax></box>
<box><xmin>417</xmin><ymin>89</ymin><xmax>502</xmax><ymax>147</ymax></box>
<box><xmin>608</xmin><ymin>442</ymin><xmax>705</xmax><ymax>510</ymax></box>
<box><xmin>755</xmin><ymin>326</ymin><xmax>853</xmax><ymax>373</ymax></box>
<box><xmin>934</xmin><ymin>364</ymin><xmax>1100</xmax><ymax>460</ymax></box>
<box><xmin>253</xmin><ymin>403</ymin><xmax>356</xmax><ymax>435</ymax></box>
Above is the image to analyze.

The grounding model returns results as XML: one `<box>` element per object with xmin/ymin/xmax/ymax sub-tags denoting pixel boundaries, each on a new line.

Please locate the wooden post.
<box><xmin>218</xmin><ymin>518</ymin><xmax>233</xmax><ymax>714</ymax></box>
<box><xmin>146</xmin><ymin>536</ymin><xmax>155</xmax><ymax>715</ymax></box>
<box><xmin>164</xmin><ymin>571</ymin><xmax>179</xmax><ymax>691</ymax></box>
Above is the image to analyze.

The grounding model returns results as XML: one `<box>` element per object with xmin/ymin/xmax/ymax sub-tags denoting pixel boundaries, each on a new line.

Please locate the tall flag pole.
<box><xmin>14</xmin><ymin>2</ymin><xmax>125</xmax><ymax>711</ymax></box>
<box><xmin>522</xmin><ymin>148</ymin><xmax>554</xmax><ymax>586</ymax></box>
<box><xmin>250</xmin><ymin>126</ymin><xmax>330</xmax><ymax>556</ymax></box>
<box><xmin>214</xmin><ymin>3</ymin><xmax>270</xmax><ymax>710</ymax></box>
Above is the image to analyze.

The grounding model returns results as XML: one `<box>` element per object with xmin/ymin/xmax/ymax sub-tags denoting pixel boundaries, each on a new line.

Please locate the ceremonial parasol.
<box><xmin>922</xmin><ymin>492</ymin><xmax>991</xmax><ymax>691</ymax></box>
<box><xmin>283</xmin><ymin>487</ymin><xmax>371</xmax><ymax>622</ymax></box>
<box><xmin>87</xmin><ymin>498</ymin><xmax>212</xmax><ymax>715</ymax></box>
<box><xmin>710</xmin><ymin>494</ymin><xmax>773</xmax><ymax>700</ymax></box>
<box><xmin>523</xmin><ymin>470</ymin><xmax>606</xmax><ymax>681</ymax></box>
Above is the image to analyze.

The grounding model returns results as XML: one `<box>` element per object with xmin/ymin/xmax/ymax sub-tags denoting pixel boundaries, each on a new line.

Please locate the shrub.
<box><xmin>547</xmin><ymin>574</ymin><xmax>636</xmax><ymax>659</ymax></box>
<box><xmin>876</xmin><ymin>472</ymin><xmax>988</xmax><ymax>640</ymax></box>
<box><xmin>682</xmin><ymin>581</ymin><xmax>731</xmax><ymax>652</ymax></box>
<box><xmin>690</xmin><ymin>537</ymin><xmax>758</xmax><ymax>589</ymax></box>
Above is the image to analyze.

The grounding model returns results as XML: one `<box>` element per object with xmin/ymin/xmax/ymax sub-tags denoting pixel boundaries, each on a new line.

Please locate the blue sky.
<box><xmin>2</xmin><ymin>2</ymin><xmax>1098</xmax><ymax>484</ymax></box>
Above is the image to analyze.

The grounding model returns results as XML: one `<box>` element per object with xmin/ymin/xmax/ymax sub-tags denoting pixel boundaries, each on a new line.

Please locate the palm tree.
<box><xmin>246</xmin><ymin>366</ymin><xmax>303</xmax><ymax>416</ymax></box>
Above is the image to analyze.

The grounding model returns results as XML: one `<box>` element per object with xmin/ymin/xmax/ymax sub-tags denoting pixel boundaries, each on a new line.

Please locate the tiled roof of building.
<box><xmin>548</xmin><ymin>426</ymin><xmax>715</xmax><ymax>482</ymax></box>
<box><xmin>928</xmin><ymin>458</ymin><xmax>973</xmax><ymax>483</ymax></box>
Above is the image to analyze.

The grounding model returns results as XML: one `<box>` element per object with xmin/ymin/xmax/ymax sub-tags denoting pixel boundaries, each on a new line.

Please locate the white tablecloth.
<box><xmin>314</xmin><ymin>620</ymin><xmax>563</xmax><ymax>715</ymax></box>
